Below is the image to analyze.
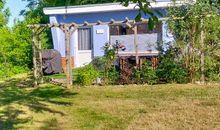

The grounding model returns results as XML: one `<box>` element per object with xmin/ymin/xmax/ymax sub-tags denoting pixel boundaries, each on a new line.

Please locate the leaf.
<box><xmin>122</xmin><ymin>0</ymin><xmax>129</xmax><ymax>7</ymax></box>
<box><xmin>144</xmin><ymin>2</ymin><xmax>150</xmax><ymax>9</ymax></box>
<box><xmin>155</xmin><ymin>10</ymin><xmax>163</xmax><ymax>17</ymax></box>
<box><xmin>152</xmin><ymin>15</ymin><xmax>159</xmax><ymax>23</ymax></box>
<box><xmin>148</xmin><ymin>18</ymin><xmax>154</xmax><ymax>30</ymax></box>
<box><xmin>135</xmin><ymin>13</ymin><xmax>142</xmax><ymax>22</ymax></box>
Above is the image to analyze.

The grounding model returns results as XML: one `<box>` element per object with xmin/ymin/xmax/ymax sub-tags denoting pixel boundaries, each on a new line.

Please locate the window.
<box><xmin>78</xmin><ymin>28</ymin><xmax>92</xmax><ymax>50</ymax></box>
<box><xmin>110</xmin><ymin>22</ymin><xmax>162</xmax><ymax>35</ymax></box>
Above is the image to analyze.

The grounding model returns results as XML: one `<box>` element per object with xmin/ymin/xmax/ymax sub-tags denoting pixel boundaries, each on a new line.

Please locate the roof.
<box><xmin>43</xmin><ymin>0</ymin><xmax>189</xmax><ymax>15</ymax></box>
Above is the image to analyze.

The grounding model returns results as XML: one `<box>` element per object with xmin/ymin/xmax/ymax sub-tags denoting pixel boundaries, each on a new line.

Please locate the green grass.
<box><xmin>44</xmin><ymin>69</ymin><xmax>79</xmax><ymax>79</ymax></box>
<box><xmin>0</xmin><ymin>76</ymin><xmax>220</xmax><ymax>130</ymax></box>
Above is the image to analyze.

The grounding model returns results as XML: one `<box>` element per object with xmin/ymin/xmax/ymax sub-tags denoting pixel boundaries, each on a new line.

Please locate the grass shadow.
<box><xmin>0</xmin><ymin>76</ymin><xmax>78</xmax><ymax>129</ymax></box>
<box><xmin>39</xmin><ymin>118</ymin><xmax>61</xmax><ymax>130</ymax></box>
<box><xmin>0</xmin><ymin>106</ymin><xmax>31</xmax><ymax>130</ymax></box>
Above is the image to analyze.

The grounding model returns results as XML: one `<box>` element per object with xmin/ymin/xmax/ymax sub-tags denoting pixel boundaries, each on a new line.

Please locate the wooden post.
<box><xmin>37</xmin><ymin>36</ymin><xmax>44</xmax><ymax>84</ymax></box>
<box><xmin>32</xmin><ymin>31</ymin><xmax>38</xmax><ymax>87</ymax></box>
<box><xmin>68</xmin><ymin>31</ymin><xmax>73</xmax><ymax>88</ymax></box>
<box><xmin>201</xmin><ymin>19</ymin><xmax>205</xmax><ymax>84</ymax></box>
<box><xmin>30</xmin><ymin>25</ymin><xmax>47</xmax><ymax>87</ymax></box>
<box><xmin>64</xmin><ymin>25</ymin><xmax>73</xmax><ymax>88</ymax></box>
<box><xmin>60</xmin><ymin>25</ymin><xmax>77</xmax><ymax>88</ymax></box>
<box><xmin>133</xmin><ymin>23</ymin><xmax>139</xmax><ymax>67</ymax></box>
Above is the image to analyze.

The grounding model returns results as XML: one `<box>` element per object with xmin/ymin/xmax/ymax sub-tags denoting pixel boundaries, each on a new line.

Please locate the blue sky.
<box><xmin>5</xmin><ymin>0</ymin><xmax>28</xmax><ymax>27</ymax></box>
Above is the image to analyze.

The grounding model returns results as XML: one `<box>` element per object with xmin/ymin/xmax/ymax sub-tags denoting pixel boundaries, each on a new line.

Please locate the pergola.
<box><xmin>28</xmin><ymin>17</ymin><xmax>182</xmax><ymax>88</ymax></box>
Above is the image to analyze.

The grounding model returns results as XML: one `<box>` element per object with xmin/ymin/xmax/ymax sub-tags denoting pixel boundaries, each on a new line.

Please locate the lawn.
<box><xmin>0</xmin><ymin>75</ymin><xmax>220</xmax><ymax>130</ymax></box>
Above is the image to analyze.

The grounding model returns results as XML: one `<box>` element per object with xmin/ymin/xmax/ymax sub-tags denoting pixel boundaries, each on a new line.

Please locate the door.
<box><xmin>77</xmin><ymin>28</ymin><xmax>93</xmax><ymax>67</ymax></box>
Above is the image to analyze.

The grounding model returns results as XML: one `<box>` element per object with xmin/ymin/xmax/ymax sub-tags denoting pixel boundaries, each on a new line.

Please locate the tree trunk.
<box><xmin>200</xmin><ymin>19</ymin><xmax>205</xmax><ymax>84</ymax></box>
<box><xmin>64</xmin><ymin>27</ymin><xmax>73</xmax><ymax>88</ymax></box>
<box><xmin>32</xmin><ymin>32</ymin><xmax>38</xmax><ymax>87</ymax></box>
<box><xmin>38</xmin><ymin>36</ymin><xmax>44</xmax><ymax>84</ymax></box>
<box><xmin>133</xmin><ymin>23</ymin><xmax>139</xmax><ymax>67</ymax></box>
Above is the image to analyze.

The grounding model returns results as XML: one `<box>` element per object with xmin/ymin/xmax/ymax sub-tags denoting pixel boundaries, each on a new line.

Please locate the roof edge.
<box><xmin>43</xmin><ymin>1</ymin><xmax>191</xmax><ymax>15</ymax></box>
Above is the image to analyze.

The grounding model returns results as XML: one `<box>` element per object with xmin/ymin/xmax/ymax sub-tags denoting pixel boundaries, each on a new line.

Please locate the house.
<box><xmin>43</xmin><ymin>0</ymin><xmax>184</xmax><ymax>68</ymax></box>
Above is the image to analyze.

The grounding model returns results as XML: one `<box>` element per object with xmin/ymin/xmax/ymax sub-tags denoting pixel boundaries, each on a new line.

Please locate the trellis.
<box><xmin>28</xmin><ymin>17</ymin><xmax>180</xmax><ymax>88</ymax></box>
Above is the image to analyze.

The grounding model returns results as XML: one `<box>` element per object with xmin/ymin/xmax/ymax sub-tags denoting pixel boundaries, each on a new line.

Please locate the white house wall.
<box><xmin>48</xmin><ymin>9</ymin><xmax>175</xmax><ymax>68</ymax></box>
<box><xmin>50</xmin><ymin>15</ymin><xmax>75</xmax><ymax>58</ymax></box>
<box><xmin>93</xmin><ymin>25</ymin><xmax>109</xmax><ymax>57</ymax></box>
<box><xmin>77</xmin><ymin>51</ymin><xmax>92</xmax><ymax>67</ymax></box>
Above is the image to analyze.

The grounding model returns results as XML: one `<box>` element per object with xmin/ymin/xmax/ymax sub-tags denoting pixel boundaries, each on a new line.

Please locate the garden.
<box><xmin>0</xmin><ymin>0</ymin><xmax>220</xmax><ymax>129</ymax></box>
<box><xmin>0</xmin><ymin>75</ymin><xmax>220</xmax><ymax>129</ymax></box>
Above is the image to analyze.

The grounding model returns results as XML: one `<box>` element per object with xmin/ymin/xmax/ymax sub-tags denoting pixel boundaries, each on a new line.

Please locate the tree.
<box><xmin>0</xmin><ymin>0</ymin><xmax>51</xmax><ymax>78</ymax></box>
<box><xmin>0</xmin><ymin>1</ymin><xmax>28</xmax><ymax>78</ymax></box>
<box><xmin>167</xmin><ymin>0</ymin><xmax>220</xmax><ymax>83</ymax></box>
<box><xmin>0</xmin><ymin>0</ymin><xmax>12</xmax><ymax>78</ymax></box>
<box><xmin>0</xmin><ymin>0</ymin><xmax>9</xmax><ymax>27</ymax></box>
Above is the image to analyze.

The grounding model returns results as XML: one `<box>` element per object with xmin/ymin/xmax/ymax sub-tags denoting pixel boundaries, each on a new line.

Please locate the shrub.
<box><xmin>133</xmin><ymin>61</ymin><xmax>158</xmax><ymax>85</ymax></box>
<box><xmin>205</xmin><ymin>56</ymin><xmax>220</xmax><ymax>81</ymax></box>
<box><xmin>156</xmin><ymin>47</ymin><xmax>188</xmax><ymax>84</ymax></box>
<box><xmin>91</xmin><ymin>57</ymin><xmax>105</xmax><ymax>71</ymax></box>
<box><xmin>0</xmin><ymin>63</ymin><xmax>28</xmax><ymax>79</ymax></box>
<box><xmin>156</xmin><ymin>64</ymin><xmax>188</xmax><ymax>84</ymax></box>
<box><xmin>91</xmin><ymin>57</ymin><xmax>119</xmax><ymax>85</ymax></box>
<box><xmin>75</xmin><ymin>64</ymin><xmax>99</xmax><ymax>86</ymax></box>
<box><xmin>105</xmin><ymin>66</ymin><xmax>119</xmax><ymax>85</ymax></box>
<box><xmin>92</xmin><ymin>43</ymin><xmax>120</xmax><ymax>85</ymax></box>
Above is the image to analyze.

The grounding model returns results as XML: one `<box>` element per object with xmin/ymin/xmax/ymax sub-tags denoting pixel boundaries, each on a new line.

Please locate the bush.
<box><xmin>156</xmin><ymin>47</ymin><xmax>188</xmax><ymax>84</ymax></box>
<box><xmin>205</xmin><ymin>56</ymin><xmax>220</xmax><ymax>81</ymax></box>
<box><xmin>105</xmin><ymin>66</ymin><xmax>119</xmax><ymax>85</ymax></box>
<box><xmin>91</xmin><ymin>57</ymin><xmax>105</xmax><ymax>71</ymax></box>
<box><xmin>0</xmin><ymin>64</ymin><xmax>29</xmax><ymax>79</ymax></box>
<box><xmin>156</xmin><ymin>64</ymin><xmax>188</xmax><ymax>84</ymax></box>
<box><xmin>133</xmin><ymin>61</ymin><xmax>158</xmax><ymax>85</ymax></box>
<box><xmin>91</xmin><ymin>57</ymin><xmax>119</xmax><ymax>85</ymax></box>
<box><xmin>75</xmin><ymin>64</ymin><xmax>99</xmax><ymax>86</ymax></box>
<box><xmin>91</xmin><ymin>43</ymin><xmax>120</xmax><ymax>85</ymax></box>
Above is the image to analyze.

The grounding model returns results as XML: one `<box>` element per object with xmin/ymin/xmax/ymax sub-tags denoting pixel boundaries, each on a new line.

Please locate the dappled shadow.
<box><xmin>39</xmin><ymin>118</ymin><xmax>61</xmax><ymax>130</ymax></box>
<box><xmin>0</xmin><ymin>77</ymin><xmax>78</xmax><ymax>129</ymax></box>
<box><xmin>27</xmin><ymin>102</ymin><xmax>65</xmax><ymax>116</ymax></box>
<box><xmin>0</xmin><ymin>77</ymin><xmax>33</xmax><ymax>88</ymax></box>
<box><xmin>0</xmin><ymin>106</ymin><xmax>31</xmax><ymax>130</ymax></box>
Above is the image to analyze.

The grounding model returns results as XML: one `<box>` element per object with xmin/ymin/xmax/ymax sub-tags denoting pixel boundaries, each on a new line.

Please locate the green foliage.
<box><xmin>91</xmin><ymin>43</ymin><xmax>120</xmax><ymax>85</ymax></box>
<box><xmin>203</xmin><ymin>14</ymin><xmax>220</xmax><ymax>81</ymax></box>
<box><xmin>43</xmin><ymin>0</ymin><xmax>120</xmax><ymax>6</ymax></box>
<box><xmin>121</xmin><ymin>0</ymin><xmax>162</xmax><ymax>29</ymax></box>
<box><xmin>0</xmin><ymin>0</ymin><xmax>9</xmax><ymax>27</ymax></box>
<box><xmin>133</xmin><ymin>61</ymin><xmax>158</xmax><ymax>85</ymax></box>
<box><xmin>205</xmin><ymin>56</ymin><xmax>220</xmax><ymax>81</ymax></box>
<box><xmin>0</xmin><ymin>25</ymin><xmax>31</xmax><ymax>78</ymax></box>
<box><xmin>91</xmin><ymin>57</ymin><xmax>105</xmax><ymax>71</ymax></box>
<box><xmin>101</xmin><ymin>43</ymin><xmax>120</xmax><ymax>84</ymax></box>
<box><xmin>156</xmin><ymin>46</ymin><xmax>188</xmax><ymax>84</ymax></box>
<box><xmin>0</xmin><ymin>64</ymin><xmax>28</xmax><ymax>79</ymax></box>
<box><xmin>0</xmin><ymin>3</ymin><xmax>51</xmax><ymax>79</ymax></box>
<box><xmin>102</xmin><ymin>43</ymin><xmax>117</xmax><ymax>71</ymax></box>
<box><xmin>0</xmin><ymin>1</ymin><xmax>22</xmax><ymax>78</ymax></box>
<box><xmin>75</xmin><ymin>64</ymin><xmax>99</xmax><ymax>86</ymax></box>
<box><xmin>105</xmin><ymin>66</ymin><xmax>119</xmax><ymax>85</ymax></box>
<box><xmin>92</xmin><ymin>56</ymin><xmax>119</xmax><ymax>85</ymax></box>
<box><xmin>167</xmin><ymin>0</ymin><xmax>220</xmax><ymax>83</ymax></box>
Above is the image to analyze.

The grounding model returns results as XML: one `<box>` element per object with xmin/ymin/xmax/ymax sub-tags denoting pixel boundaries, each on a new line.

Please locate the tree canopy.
<box><xmin>0</xmin><ymin>0</ymin><xmax>9</xmax><ymax>27</ymax></box>
<box><xmin>167</xmin><ymin>0</ymin><xmax>220</xmax><ymax>82</ymax></box>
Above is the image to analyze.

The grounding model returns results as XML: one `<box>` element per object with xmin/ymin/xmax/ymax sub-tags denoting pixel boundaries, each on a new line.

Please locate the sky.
<box><xmin>5</xmin><ymin>0</ymin><xmax>28</xmax><ymax>27</ymax></box>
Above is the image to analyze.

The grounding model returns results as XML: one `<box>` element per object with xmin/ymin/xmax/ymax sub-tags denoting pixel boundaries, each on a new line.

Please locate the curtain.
<box><xmin>78</xmin><ymin>28</ymin><xmax>92</xmax><ymax>50</ymax></box>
